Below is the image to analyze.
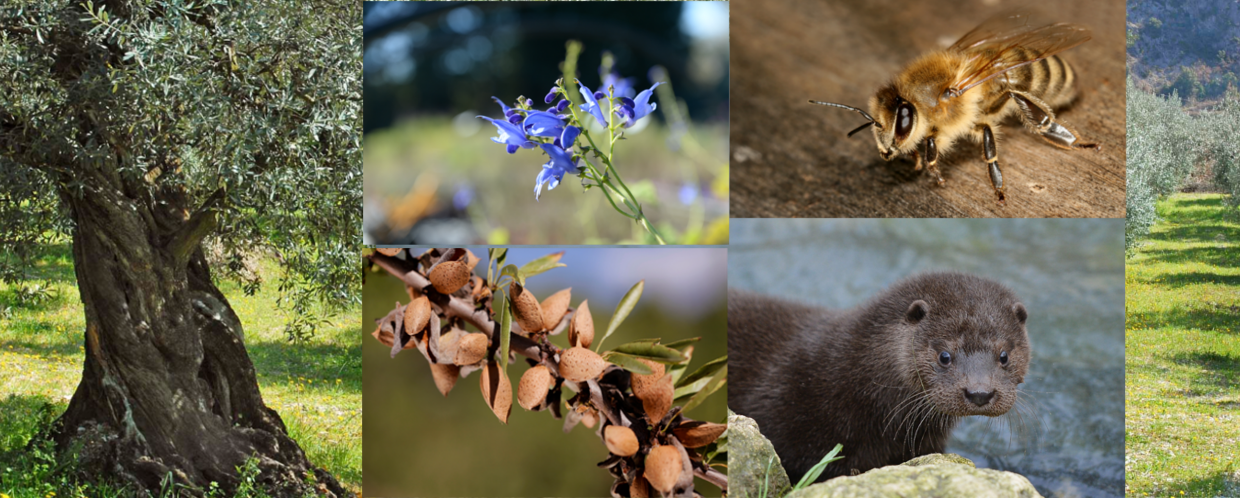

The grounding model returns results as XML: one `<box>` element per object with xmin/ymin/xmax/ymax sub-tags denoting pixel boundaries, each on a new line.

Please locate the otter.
<box><xmin>728</xmin><ymin>271</ymin><xmax>1030</xmax><ymax>483</ymax></box>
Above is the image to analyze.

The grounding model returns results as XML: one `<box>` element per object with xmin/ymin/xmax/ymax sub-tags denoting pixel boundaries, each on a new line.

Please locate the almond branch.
<box><xmin>366</xmin><ymin>250</ymin><xmax>727</xmax><ymax>494</ymax></box>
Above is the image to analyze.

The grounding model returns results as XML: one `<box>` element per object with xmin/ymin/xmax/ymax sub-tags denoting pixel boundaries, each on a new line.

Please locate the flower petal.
<box><xmin>491</xmin><ymin>96</ymin><xmax>512</xmax><ymax>115</ymax></box>
<box><xmin>577</xmin><ymin>80</ymin><xmax>609</xmax><ymax>125</ymax></box>
<box><xmin>560</xmin><ymin>125</ymin><xmax>581</xmax><ymax>150</ymax></box>
<box><xmin>524</xmin><ymin>110</ymin><xmax>565</xmax><ymax>138</ymax></box>
<box><xmin>625</xmin><ymin>81</ymin><xmax>664</xmax><ymax>127</ymax></box>
<box><xmin>479</xmin><ymin>115</ymin><xmax>535</xmax><ymax>150</ymax></box>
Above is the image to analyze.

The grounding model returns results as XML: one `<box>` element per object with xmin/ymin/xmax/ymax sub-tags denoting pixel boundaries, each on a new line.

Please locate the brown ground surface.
<box><xmin>729</xmin><ymin>0</ymin><xmax>1126</xmax><ymax>218</ymax></box>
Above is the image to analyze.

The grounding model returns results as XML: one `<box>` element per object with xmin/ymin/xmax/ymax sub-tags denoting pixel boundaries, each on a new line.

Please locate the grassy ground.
<box><xmin>0</xmin><ymin>244</ymin><xmax>361</xmax><ymax>496</ymax></box>
<box><xmin>1125</xmin><ymin>193</ymin><xmax>1240</xmax><ymax>497</ymax></box>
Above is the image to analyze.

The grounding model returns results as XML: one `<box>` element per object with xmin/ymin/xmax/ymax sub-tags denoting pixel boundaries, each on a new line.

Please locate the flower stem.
<box><xmin>564</xmin><ymin>85</ymin><xmax>665</xmax><ymax>245</ymax></box>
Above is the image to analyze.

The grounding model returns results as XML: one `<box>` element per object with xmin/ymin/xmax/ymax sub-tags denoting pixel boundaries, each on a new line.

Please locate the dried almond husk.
<box><xmin>644</xmin><ymin>445</ymin><xmax>682</xmax><ymax>496</ymax></box>
<box><xmin>581</xmin><ymin>407</ymin><xmax>599</xmax><ymax>429</ymax></box>
<box><xmin>672</xmin><ymin>421</ymin><xmax>727</xmax><ymax>448</ymax></box>
<box><xmin>508</xmin><ymin>283</ymin><xmax>545</xmax><ymax>333</ymax></box>
<box><xmin>631</xmin><ymin>358</ymin><xmax>666</xmax><ymax>398</ymax></box>
<box><xmin>429</xmin><ymin>260</ymin><xmax>471</xmax><ymax>294</ymax></box>
<box><xmin>404</xmin><ymin>295</ymin><xmax>431</xmax><ymax>335</ymax></box>
<box><xmin>429</xmin><ymin>363</ymin><xmax>460</xmax><ymax>396</ymax></box>
<box><xmin>470</xmin><ymin>276</ymin><xmax>491</xmax><ymax>302</ymax></box>
<box><xmin>640</xmin><ymin>372</ymin><xmax>674</xmax><ymax>423</ymax></box>
<box><xmin>371</xmin><ymin>327</ymin><xmax>395</xmax><ymax>348</ymax></box>
<box><xmin>569</xmin><ymin>299</ymin><xmax>594</xmax><ymax>348</ymax></box>
<box><xmin>517</xmin><ymin>365</ymin><xmax>553</xmax><ymax>410</ymax></box>
<box><xmin>559</xmin><ymin>347</ymin><xmax>608</xmax><ymax>383</ymax></box>
<box><xmin>463</xmin><ymin>249</ymin><xmax>481</xmax><ymax>270</ymax></box>
<box><xmin>480</xmin><ymin>360</ymin><xmax>512</xmax><ymax>424</ymax></box>
<box><xmin>631</xmin><ymin>475</ymin><xmax>651</xmax><ymax>498</ymax></box>
<box><xmin>454</xmin><ymin>333</ymin><xmax>488</xmax><ymax>366</ymax></box>
<box><xmin>540</xmin><ymin>288</ymin><xmax>572</xmax><ymax>332</ymax></box>
<box><xmin>604</xmin><ymin>425</ymin><xmax>639</xmax><ymax>457</ymax></box>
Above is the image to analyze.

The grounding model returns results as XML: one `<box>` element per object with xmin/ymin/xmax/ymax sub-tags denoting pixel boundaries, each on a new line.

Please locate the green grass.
<box><xmin>0</xmin><ymin>244</ymin><xmax>361</xmax><ymax>496</ymax></box>
<box><xmin>1125</xmin><ymin>193</ymin><xmax>1240</xmax><ymax>497</ymax></box>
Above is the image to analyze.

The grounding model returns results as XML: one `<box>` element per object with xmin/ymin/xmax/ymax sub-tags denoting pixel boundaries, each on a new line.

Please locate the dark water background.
<box><xmin>728</xmin><ymin>219</ymin><xmax>1125</xmax><ymax>498</ymax></box>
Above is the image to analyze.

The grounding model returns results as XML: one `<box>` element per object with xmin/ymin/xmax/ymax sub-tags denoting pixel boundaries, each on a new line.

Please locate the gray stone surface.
<box><xmin>727</xmin><ymin>411</ymin><xmax>791</xmax><ymax>498</ymax></box>
<box><xmin>785</xmin><ymin>453</ymin><xmax>1043</xmax><ymax>498</ymax></box>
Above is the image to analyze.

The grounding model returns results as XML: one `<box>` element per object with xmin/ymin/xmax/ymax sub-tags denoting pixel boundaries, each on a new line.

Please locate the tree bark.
<box><xmin>48</xmin><ymin>175</ymin><xmax>346</xmax><ymax>495</ymax></box>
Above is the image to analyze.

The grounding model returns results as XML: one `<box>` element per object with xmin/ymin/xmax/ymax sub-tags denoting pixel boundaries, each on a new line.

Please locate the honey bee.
<box><xmin>811</xmin><ymin>10</ymin><xmax>1101</xmax><ymax>205</ymax></box>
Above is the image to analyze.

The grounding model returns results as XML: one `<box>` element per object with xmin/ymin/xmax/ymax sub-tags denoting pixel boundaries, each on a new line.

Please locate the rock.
<box><xmin>901</xmin><ymin>453</ymin><xmax>975</xmax><ymax>468</ymax></box>
<box><xmin>727</xmin><ymin>411</ymin><xmax>791</xmax><ymax>498</ymax></box>
<box><xmin>786</xmin><ymin>453</ymin><xmax>1042</xmax><ymax>498</ymax></box>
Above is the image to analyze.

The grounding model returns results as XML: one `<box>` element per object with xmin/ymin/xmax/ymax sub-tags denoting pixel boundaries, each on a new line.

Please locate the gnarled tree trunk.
<box><xmin>48</xmin><ymin>171</ymin><xmax>346</xmax><ymax>495</ymax></box>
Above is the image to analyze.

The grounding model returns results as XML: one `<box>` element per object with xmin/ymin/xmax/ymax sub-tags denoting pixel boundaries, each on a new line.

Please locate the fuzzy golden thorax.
<box><xmin>868</xmin><ymin>51</ymin><xmax>985</xmax><ymax>160</ymax></box>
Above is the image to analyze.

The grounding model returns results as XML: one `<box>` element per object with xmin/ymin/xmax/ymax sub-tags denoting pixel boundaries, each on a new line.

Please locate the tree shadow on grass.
<box><xmin>1134</xmin><ymin>271</ymin><xmax>1240</xmax><ymax>288</ymax></box>
<box><xmin>1162</xmin><ymin>351</ymin><xmax>1240</xmax><ymax>397</ymax></box>
<box><xmin>247</xmin><ymin>337</ymin><xmax>363</xmax><ymax>389</ymax></box>
<box><xmin>1147</xmin><ymin>222</ymin><xmax>1239</xmax><ymax>244</ymax></box>
<box><xmin>0</xmin><ymin>318</ymin><xmax>83</xmax><ymax>357</ymax></box>
<box><xmin>1175</xmin><ymin>471</ymin><xmax>1240</xmax><ymax>497</ymax></box>
<box><xmin>1127</xmin><ymin>307</ymin><xmax>1240</xmax><ymax>336</ymax></box>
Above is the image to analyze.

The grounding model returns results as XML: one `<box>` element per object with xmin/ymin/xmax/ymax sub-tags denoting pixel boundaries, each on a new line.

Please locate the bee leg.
<box><xmin>923</xmin><ymin>136</ymin><xmax>945</xmax><ymax>187</ymax></box>
<box><xmin>981</xmin><ymin>124</ymin><xmax>1006</xmax><ymax>205</ymax></box>
<box><xmin>1010</xmin><ymin>91</ymin><xmax>1101</xmax><ymax>151</ymax></box>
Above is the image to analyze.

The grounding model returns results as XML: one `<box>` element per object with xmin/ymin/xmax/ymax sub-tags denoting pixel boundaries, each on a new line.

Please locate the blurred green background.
<box><xmin>363</xmin><ymin>248</ymin><xmax>728</xmax><ymax>496</ymax></box>
<box><xmin>362</xmin><ymin>2</ymin><xmax>730</xmax><ymax>245</ymax></box>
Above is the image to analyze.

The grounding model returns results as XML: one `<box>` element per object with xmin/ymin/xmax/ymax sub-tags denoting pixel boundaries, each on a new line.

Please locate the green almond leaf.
<box><xmin>660</xmin><ymin>337</ymin><xmax>701</xmax><ymax>352</ymax></box>
<box><xmin>679</xmin><ymin>365</ymin><xmax>726</xmax><ymax>414</ymax></box>
<box><xmin>676</xmin><ymin>355</ymin><xmax>727</xmax><ymax>389</ymax></box>
<box><xmin>519</xmin><ymin>251</ymin><xmax>566</xmax><ymax>279</ymax></box>
<box><xmin>497</xmin><ymin>290</ymin><xmax>511</xmax><ymax>377</ymax></box>
<box><xmin>595</xmin><ymin>280</ymin><xmax>644</xmax><ymax>352</ymax></box>
<box><xmin>601</xmin><ymin>351</ymin><xmax>654</xmax><ymax>375</ymax></box>
<box><xmin>610</xmin><ymin>342</ymin><xmax>686</xmax><ymax>363</ymax></box>
<box><xmin>674</xmin><ymin>377</ymin><xmax>712</xmax><ymax>400</ymax></box>
<box><xmin>500</xmin><ymin>263</ymin><xmax>523</xmax><ymax>287</ymax></box>
<box><xmin>668</xmin><ymin>361</ymin><xmax>690</xmax><ymax>386</ymax></box>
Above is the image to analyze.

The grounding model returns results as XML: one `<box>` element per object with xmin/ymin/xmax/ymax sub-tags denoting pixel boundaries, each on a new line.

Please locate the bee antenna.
<box><xmin>808</xmin><ymin>100</ymin><xmax>880</xmax><ymax>135</ymax></box>
<box><xmin>846</xmin><ymin>121</ymin><xmax>874</xmax><ymax>137</ymax></box>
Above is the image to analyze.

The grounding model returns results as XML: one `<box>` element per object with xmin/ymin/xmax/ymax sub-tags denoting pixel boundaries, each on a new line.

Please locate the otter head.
<box><xmin>902</xmin><ymin>275</ymin><xmax>1031</xmax><ymax>418</ymax></box>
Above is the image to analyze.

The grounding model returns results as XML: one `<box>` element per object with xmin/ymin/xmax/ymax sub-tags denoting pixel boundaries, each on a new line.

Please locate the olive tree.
<box><xmin>0</xmin><ymin>0</ymin><xmax>359</xmax><ymax>494</ymax></box>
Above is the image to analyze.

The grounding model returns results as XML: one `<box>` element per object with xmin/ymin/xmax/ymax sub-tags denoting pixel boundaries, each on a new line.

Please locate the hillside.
<box><xmin>1128</xmin><ymin>0</ymin><xmax>1240</xmax><ymax>105</ymax></box>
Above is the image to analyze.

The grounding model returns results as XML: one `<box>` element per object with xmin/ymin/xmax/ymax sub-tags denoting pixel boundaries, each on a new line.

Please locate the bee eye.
<box><xmin>894</xmin><ymin>102</ymin><xmax>915</xmax><ymax>142</ymax></box>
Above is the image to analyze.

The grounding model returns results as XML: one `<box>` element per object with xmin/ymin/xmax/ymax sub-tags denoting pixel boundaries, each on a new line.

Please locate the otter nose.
<box><xmin>963</xmin><ymin>389</ymin><xmax>994</xmax><ymax>407</ymax></box>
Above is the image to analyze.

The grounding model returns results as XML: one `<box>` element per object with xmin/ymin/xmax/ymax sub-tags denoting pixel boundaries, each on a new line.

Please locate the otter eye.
<box><xmin>894</xmin><ymin>102</ymin><xmax>915</xmax><ymax>142</ymax></box>
<box><xmin>1000</xmin><ymin>351</ymin><xmax>1009</xmax><ymax>366</ymax></box>
<box><xmin>938</xmin><ymin>351</ymin><xmax>952</xmax><ymax>366</ymax></box>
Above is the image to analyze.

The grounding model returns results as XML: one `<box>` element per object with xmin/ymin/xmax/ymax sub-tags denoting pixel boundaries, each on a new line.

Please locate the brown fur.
<box><xmin>728</xmin><ymin>272</ymin><xmax>1030</xmax><ymax>483</ymax></box>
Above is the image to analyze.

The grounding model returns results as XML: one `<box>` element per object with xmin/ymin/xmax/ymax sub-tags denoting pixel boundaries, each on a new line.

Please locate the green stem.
<box><xmin>581</xmin><ymin>157</ymin><xmax>637</xmax><ymax>220</ymax></box>
<box><xmin>564</xmin><ymin>84</ymin><xmax>665</xmax><ymax>245</ymax></box>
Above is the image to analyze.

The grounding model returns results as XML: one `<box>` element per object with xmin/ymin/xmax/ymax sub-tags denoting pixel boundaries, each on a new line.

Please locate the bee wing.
<box><xmin>948</xmin><ymin>11</ymin><xmax>1091</xmax><ymax>96</ymax></box>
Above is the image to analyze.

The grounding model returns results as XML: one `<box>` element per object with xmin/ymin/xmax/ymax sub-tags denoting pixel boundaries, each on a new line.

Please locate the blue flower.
<box><xmin>480</xmin><ymin>97</ymin><xmax>536</xmax><ymax>153</ymax></box>
<box><xmin>577</xmin><ymin>79</ymin><xmax>610</xmax><ymax>125</ymax></box>
<box><xmin>558</xmin><ymin>125</ymin><xmax>581</xmax><ymax>150</ymax></box>
<box><xmin>492</xmin><ymin>96</ymin><xmax>521</xmax><ymax>120</ymax></box>
<box><xmin>619</xmin><ymin>82</ymin><xmax>663</xmax><ymax>127</ymax></box>
<box><xmin>678</xmin><ymin>182</ymin><xmax>698</xmax><ymax>205</ymax></box>
<box><xmin>523</xmin><ymin>110</ymin><xmax>565</xmax><ymax>139</ymax></box>
<box><xmin>478</xmin><ymin>116</ymin><xmax>535</xmax><ymax>154</ymax></box>
<box><xmin>534</xmin><ymin>142</ymin><xmax>579</xmax><ymax>201</ymax></box>
<box><xmin>453</xmin><ymin>184</ymin><xmax>474</xmax><ymax>210</ymax></box>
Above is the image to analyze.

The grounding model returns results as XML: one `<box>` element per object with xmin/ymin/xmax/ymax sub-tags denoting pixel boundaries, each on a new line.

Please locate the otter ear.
<box><xmin>906</xmin><ymin>300</ymin><xmax>929</xmax><ymax>324</ymax></box>
<box><xmin>1013</xmin><ymin>303</ymin><xmax>1027</xmax><ymax>324</ymax></box>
